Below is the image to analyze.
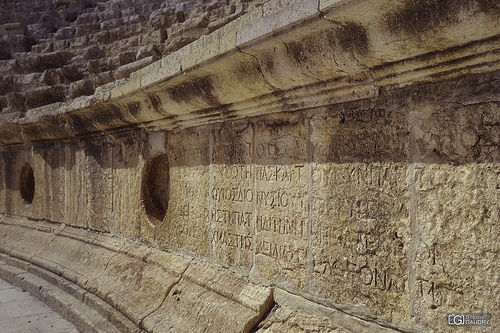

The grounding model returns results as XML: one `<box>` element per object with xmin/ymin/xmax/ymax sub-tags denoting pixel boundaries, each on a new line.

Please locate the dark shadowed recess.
<box><xmin>142</xmin><ymin>154</ymin><xmax>170</xmax><ymax>225</ymax></box>
<box><xmin>19</xmin><ymin>162</ymin><xmax>34</xmax><ymax>204</ymax></box>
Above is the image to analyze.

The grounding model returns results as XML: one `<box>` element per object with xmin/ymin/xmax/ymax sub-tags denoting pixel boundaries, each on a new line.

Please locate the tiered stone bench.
<box><xmin>0</xmin><ymin>0</ymin><xmax>499</xmax><ymax>332</ymax></box>
<box><xmin>0</xmin><ymin>0</ymin><xmax>266</xmax><ymax>113</ymax></box>
<box><xmin>0</xmin><ymin>215</ymin><xmax>273</xmax><ymax>332</ymax></box>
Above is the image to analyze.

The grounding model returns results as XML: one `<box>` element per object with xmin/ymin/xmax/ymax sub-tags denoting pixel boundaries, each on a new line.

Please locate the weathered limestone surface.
<box><xmin>0</xmin><ymin>216</ymin><xmax>273</xmax><ymax>332</ymax></box>
<box><xmin>0</xmin><ymin>0</ymin><xmax>499</xmax><ymax>332</ymax></box>
<box><xmin>0</xmin><ymin>0</ymin><xmax>268</xmax><ymax>113</ymax></box>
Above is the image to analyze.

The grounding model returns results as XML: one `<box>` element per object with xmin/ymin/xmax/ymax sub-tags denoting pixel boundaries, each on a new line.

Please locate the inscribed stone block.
<box><xmin>410</xmin><ymin>100</ymin><xmax>500</xmax><ymax>331</ymax></box>
<box><xmin>253</xmin><ymin>114</ymin><xmax>309</xmax><ymax>288</ymax></box>
<box><xmin>111</xmin><ymin>134</ymin><xmax>145</xmax><ymax>238</ymax></box>
<box><xmin>153</xmin><ymin>127</ymin><xmax>210</xmax><ymax>257</ymax></box>
<box><xmin>84</xmin><ymin>137</ymin><xmax>113</xmax><ymax>233</ymax></box>
<box><xmin>309</xmin><ymin>106</ymin><xmax>410</xmax><ymax>324</ymax></box>
<box><xmin>211</xmin><ymin>121</ymin><xmax>254</xmax><ymax>269</ymax></box>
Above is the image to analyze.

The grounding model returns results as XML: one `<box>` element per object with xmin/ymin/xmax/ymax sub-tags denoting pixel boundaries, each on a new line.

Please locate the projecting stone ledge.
<box><xmin>1</xmin><ymin>0</ymin><xmax>499</xmax><ymax>145</ymax></box>
<box><xmin>0</xmin><ymin>1</ymin><xmax>499</xmax><ymax>333</ymax></box>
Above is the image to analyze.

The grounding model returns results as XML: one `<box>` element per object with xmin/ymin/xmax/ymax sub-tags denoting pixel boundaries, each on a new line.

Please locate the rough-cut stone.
<box><xmin>308</xmin><ymin>96</ymin><xmax>410</xmax><ymax>326</ymax></box>
<box><xmin>255</xmin><ymin>288</ymin><xmax>400</xmax><ymax>332</ymax></box>
<box><xmin>0</xmin><ymin>0</ymin><xmax>499</xmax><ymax>332</ymax></box>
<box><xmin>252</xmin><ymin>114</ymin><xmax>309</xmax><ymax>288</ymax></box>
<box><xmin>146</xmin><ymin>127</ymin><xmax>211</xmax><ymax>257</ymax></box>
<box><xmin>0</xmin><ymin>0</ymin><xmax>269</xmax><ymax>113</ymax></box>
<box><xmin>211</xmin><ymin>121</ymin><xmax>255</xmax><ymax>270</ymax></box>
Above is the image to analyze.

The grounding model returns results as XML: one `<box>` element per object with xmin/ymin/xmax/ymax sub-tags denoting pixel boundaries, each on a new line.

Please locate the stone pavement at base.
<box><xmin>0</xmin><ymin>277</ymin><xmax>78</xmax><ymax>333</ymax></box>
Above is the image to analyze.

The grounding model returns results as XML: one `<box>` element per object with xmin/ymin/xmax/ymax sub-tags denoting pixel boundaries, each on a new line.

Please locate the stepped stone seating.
<box><xmin>0</xmin><ymin>0</ymin><xmax>499</xmax><ymax>332</ymax></box>
<box><xmin>0</xmin><ymin>0</ymin><xmax>267</xmax><ymax>114</ymax></box>
<box><xmin>0</xmin><ymin>215</ymin><xmax>272</xmax><ymax>332</ymax></box>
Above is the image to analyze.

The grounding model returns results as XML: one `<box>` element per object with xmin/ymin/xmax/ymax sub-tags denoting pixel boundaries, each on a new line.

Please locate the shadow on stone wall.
<box><xmin>0</xmin><ymin>68</ymin><xmax>498</xmax><ymax>332</ymax></box>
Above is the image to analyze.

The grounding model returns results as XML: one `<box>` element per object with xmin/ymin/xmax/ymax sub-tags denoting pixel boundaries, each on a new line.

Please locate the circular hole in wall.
<box><xmin>20</xmin><ymin>163</ymin><xmax>35</xmax><ymax>204</ymax></box>
<box><xmin>142</xmin><ymin>154</ymin><xmax>169</xmax><ymax>226</ymax></box>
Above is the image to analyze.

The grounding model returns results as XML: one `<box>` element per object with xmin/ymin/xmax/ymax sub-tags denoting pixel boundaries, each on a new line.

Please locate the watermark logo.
<box><xmin>447</xmin><ymin>313</ymin><xmax>491</xmax><ymax>326</ymax></box>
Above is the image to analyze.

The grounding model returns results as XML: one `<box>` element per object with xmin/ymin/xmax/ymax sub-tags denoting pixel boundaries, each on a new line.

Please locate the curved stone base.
<box><xmin>0</xmin><ymin>260</ymin><xmax>133</xmax><ymax>333</ymax></box>
<box><xmin>0</xmin><ymin>215</ymin><xmax>273</xmax><ymax>333</ymax></box>
<box><xmin>0</xmin><ymin>215</ymin><xmax>404</xmax><ymax>332</ymax></box>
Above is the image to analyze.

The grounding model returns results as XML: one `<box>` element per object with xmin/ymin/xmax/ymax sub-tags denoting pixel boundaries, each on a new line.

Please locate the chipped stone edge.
<box><xmin>2</xmin><ymin>0</ymin><xmax>500</xmax><ymax>147</ymax></box>
<box><xmin>0</xmin><ymin>216</ymin><xmax>275</xmax><ymax>332</ymax></box>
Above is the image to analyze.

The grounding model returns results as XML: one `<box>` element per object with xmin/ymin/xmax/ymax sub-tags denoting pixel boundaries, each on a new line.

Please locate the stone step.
<box><xmin>25</xmin><ymin>85</ymin><xmax>66</xmax><ymax>109</ymax></box>
<box><xmin>0</xmin><ymin>0</ymin><xmax>269</xmax><ymax>114</ymax></box>
<box><xmin>0</xmin><ymin>218</ymin><xmax>273</xmax><ymax>333</ymax></box>
<box><xmin>9</xmin><ymin>51</ymin><xmax>73</xmax><ymax>74</ymax></box>
<box><xmin>0</xmin><ymin>50</ymin><xmax>155</xmax><ymax>109</ymax></box>
<box><xmin>0</xmin><ymin>258</ymin><xmax>135</xmax><ymax>333</ymax></box>
<box><xmin>34</xmin><ymin>20</ymin><xmax>160</xmax><ymax>56</ymax></box>
<box><xmin>4</xmin><ymin>64</ymin><xmax>80</xmax><ymax>89</ymax></box>
<box><xmin>0</xmin><ymin>277</ymin><xmax>78</xmax><ymax>333</ymax></box>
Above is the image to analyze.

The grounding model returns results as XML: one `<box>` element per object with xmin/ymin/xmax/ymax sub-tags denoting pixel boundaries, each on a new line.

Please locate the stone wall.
<box><xmin>0</xmin><ymin>0</ymin><xmax>499</xmax><ymax>332</ymax></box>
<box><xmin>0</xmin><ymin>0</ymin><xmax>267</xmax><ymax>112</ymax></box>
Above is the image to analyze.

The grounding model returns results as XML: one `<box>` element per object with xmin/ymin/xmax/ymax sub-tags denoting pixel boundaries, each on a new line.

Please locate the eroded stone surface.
<box><xmin>211</xmin><ymin>121</ymin><xmax>255</xmax><ymax>270</ymax></box>
<box><xmin>0</xmin><ymin>0</ymin><xmax>269</xmax><ymax>113</ymax></box>
<box><xmin>0</xmin><ymin>0</ymin><xmax>499</xmax><ymax>332</ymax></box>
<box><xmin>253</xmin><ymin>115</ymin><xmax>309</xmax><ymax>288</ymax></box>
<box><xmin>309</xmin><ymin>101</ymin><xmax>410</xmax><ymax>325</ymax></box>
<box><xmin>255</xmin><ymin>288</ymin><xmax>399</xmax><ymax>333</ymax></box>
<box><xmin>150</xmin><ymin>127</ymin><xmax>211</xmax><ymax>257</ymax></box>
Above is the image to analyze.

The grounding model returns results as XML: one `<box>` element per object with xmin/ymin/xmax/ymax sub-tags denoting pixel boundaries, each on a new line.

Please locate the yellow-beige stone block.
<box><xmin>111</xmin><ymin>134</ymin><xmax>146</xmax><ymax>238</ymax></box>
<box><xmin>150</xmin><ymin>127</ymin><xmax>211</xmax><ymax>258</ymax></box>
<box><xmin>142</xmin><ymin>278</ymin><xmax>262</xmax><ymax>333</ymax></box>
<box><xmin>309</xmin><ymin>103</ymin><xmax>410</xmax><ymax>325</ymax></box>
<box><xmin>211</xmin><ymin>121</ymin><xmax>254</xmax><ymax>270</ymax></box>
<box><xmin>253</xmin><ymin>114</ymin><xmax>309</xmax><ymax>288</ymax></box>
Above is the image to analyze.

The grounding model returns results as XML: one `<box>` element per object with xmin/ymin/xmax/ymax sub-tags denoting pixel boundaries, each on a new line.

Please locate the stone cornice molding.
<box><xmin>1</xmin><ymin>0</ymin><xmax>499</xmax><ymax>147</ymax></box>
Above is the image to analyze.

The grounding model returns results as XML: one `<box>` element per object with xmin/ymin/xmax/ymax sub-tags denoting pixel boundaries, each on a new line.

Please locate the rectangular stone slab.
<box><xmin>142</xmin><ymin>278</ymin><xmax>266</xmax><ymax>333</ymax></box>
<box><xmin>309</xmin><ymin>103</ymin><xmax>410</xmax><ymax>325</ymax></box>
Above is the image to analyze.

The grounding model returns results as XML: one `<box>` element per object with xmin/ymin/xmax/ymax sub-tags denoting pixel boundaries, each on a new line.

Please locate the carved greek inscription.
<box><xmin>211</xmin><ymin>126</ymin><xmax>254</xmax><ymax>268</ymax></box>
<box><xmin>256</xmin><ymin>215</ymin><xmax>306</xmax><ymax>237</ymax></box>
<box><xmin>313</xmin><ymin>258</ymin><xmax>396</xmax><ymax>291</ymax></box>
<box><xmin>213</xmin><ymin>141</ymin><xmax>297</xmax><ymax>160</ymax></box>
<box><xmin>417</xmin><ymin>242</ymin><xmax>436</xmax><ymax>265</ymax></box>
<box><xmin>162</xmin><ymin>169</ymin><xmax>210</xmax><ymax>257</ymax></box>
<box><xmin>211</xmin><ymin>185</ymin><xmax>306</xmax><ymax>210</ymax></box>
<box><xmin>170</xmin><ymin>183</ymin><xmax>208</xmax><ymax>243</ymax></box>
<box><xmin>255</xmin><ymin>189</ymin><xmax>289</xmax><ymax>208</ymax></box>
<box><xmin>416</xmin><ymin>242</ymin><xmax>446</xmax><ymax>308</ymax></box>
<box><xmin>244</xmin><ymin>119</ymin><xmax>309</xmax><ymax>286</ymax></box>
<box><xmin>211</xmin><ymin>230</ymin><xmax>253</xmax><ymax>250</ymax></box>
<box><xmin>171</xmin><ymin>146</ymin><xmax>209</xmax><ymax>164</ymax></box>
<box><xmin>226</xmin><ymin>165</ymin><xmax>253</xmax><ymax>180</ymax></box>
<box><xmin>212</xmin><ymin>187</ymin><xmax>254</xmax><ymax>203</ymax></box>
<box><xmin>255</xmin><ymin>165</ymin><xmax>305</xmax><ymax>182</ymax></box>
<box><xmin>418</xmin><ymin>280</ymin><xmax>436</xmax><ymax>303</ymax></box>
<box><xmin>310</xmin><ymin>161</ymin><xmax>409</xmax><ymax>317</ymax></box>
<box><xmin>315</xmin><ymin>223</ymin><xmax>395</xmax><ymax>257</ymax></box>
<box><xmin>219</xmin><ymin>165</ymin><xmax>305</xmax><ymax>182</ymax></box>
<box><xmin>179</xmin><ymin>185</ymin><xmax>200</xmax><ymax>198</ymax></box>
<box><xmin>321</xmin><ymin>164</ymin><xmax>401</xmax><ymax>188</ymax></box>
<box><xmin>211</xmin><ymin>208</ymin><xmax>252</xmax><ymax>227</ymax></box>
<box><xmin>318</xmin><ymin>197</ymin><xmax>402</xmax><ymax>221</ymax></box>
<box><xmin>179</xmin><ymin>223</ymin><xmax>206</xmax><ymax>240</ymax></box>
<box><xmin>255</xmin><ymin>167</ymin><xmax>308</xmax><ymax>284</ymax></box>
<box><xmin>213</xmin><ymin>142</ymin><xmax>253</xmax><ymax>160</ymax></box>
<box><xmin>257</xmin><ymin>240</ymin><xmax>306</xmax><ymax>266</ymax></box>
<box><xmin>254</xmin><ymin>141</ymin><xmax>290</xmax><ymax>158</ymax></box>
